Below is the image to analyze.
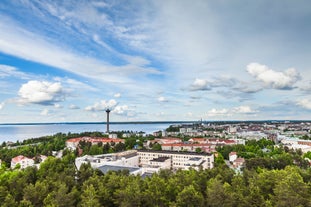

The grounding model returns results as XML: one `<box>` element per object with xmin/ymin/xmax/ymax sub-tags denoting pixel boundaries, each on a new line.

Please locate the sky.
<box><xmin>0</xmin><ymin>0</ymin><xmax>311</xmax><ymax>123</ymax></box>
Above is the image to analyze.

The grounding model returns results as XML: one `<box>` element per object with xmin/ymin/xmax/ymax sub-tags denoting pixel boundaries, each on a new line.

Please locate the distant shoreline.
<box><xmin>1</xmin><ymin>120</ymin><xmax>311</xmax><ymax>126</ymax></box>
<box><xmin>0</xmin><ymin>121</ymin><xmax>190</xmax><ymax>126</ymax></box>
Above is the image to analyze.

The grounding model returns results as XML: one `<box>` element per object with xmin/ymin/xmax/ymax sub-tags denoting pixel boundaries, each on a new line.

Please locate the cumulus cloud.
<box><xmin>207</xmin><ymin>105</ymin><xmax>258</xmax><ymax>118</ymax></box>
<box><xmin>85</xmin><ymin>99</ymin><xmax>118</xmax><ymax>111</ymax></box>
<box><xmin>188</xmin><ymin>77</ymin><xmax>237</xmax><ymax>92</ymax></box>
<box><xmin>69</xmin><ymin>104</ymin><xmax>80</xmax><ymax>109</ymax></box>
<box><xmin>234</xmin><ymin>84</ymin><xmax>263</xmax><ymax>93</ymax></box>
<box><xmin>247</xmin><ymin>63</ymin><xmax>301</xmax><ymax>89</ymax></box>
<box><xmin>233</xmin><ymin>105</ymin><xmax>257</xmax><ymax>114</ymax></box>
<box><xmin>207</xmin><ymin>108</ymin><xmax>229</xmax><ymax>117</ymax></box>
<box><xmin>189</xmin><ymin>78</ymin><xmax>211</xmax><ymax>91</ymax></box>
<box><xmin>54</xmin><ymin>103</ymin><xmax>62</xmax><ymax>108</ymax></box>
<box><xmin>18</xmin><ymin>80</ymin><xmax>65</xmax><ymax>105</ymax></box>
<box><xmin>0</xmin><ymin>102</ymin><xmax>4</xmax><ymax>110</ymax></box>
<box><xmin>158</xmin><ymin>96</ymin><xmax>168</xmax><ymax>102</ymax></box>
<box><xmin>297</xmin><ymin>99</ymin><xmax>311</xmax><ymax>110</ymax></box>
<box><xmin>112</xmin><ymin>105</ymin><xmax>136</xmax><ymax>117</ymax></box>
<box><xmin>114</xmin><ymin>93</ymin><xmax>121</xmax><ymax>98</ymax></box>
<box><xmin>112</xmin><ymin>105</ymin><xmax>129</xmax><ymax>115</ymax></box>
<box><xmin>40</xmin><ymin>108</ymin><xmax>49</xmax><ymax>116</ymax></box>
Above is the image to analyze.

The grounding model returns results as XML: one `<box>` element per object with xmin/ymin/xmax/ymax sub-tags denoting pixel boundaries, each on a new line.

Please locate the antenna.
<box><xmin>105</xmin><ymin>108</ymin><xmax>111</xmax><ymax>134</ymax></box>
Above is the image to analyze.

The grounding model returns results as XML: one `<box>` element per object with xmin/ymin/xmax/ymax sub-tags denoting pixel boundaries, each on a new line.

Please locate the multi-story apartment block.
<box><xmin>138</xmin><ymin>150</ymin><xmax>214</xmax><ymax>170</ymax></box>
<box><xmin>66</xmin><ymin>136</ymin><xmax>125</xmax><ymax>150</ymax></box>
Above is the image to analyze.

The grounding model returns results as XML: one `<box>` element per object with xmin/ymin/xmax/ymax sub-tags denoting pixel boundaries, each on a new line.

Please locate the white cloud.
<box><xmin>158</xmin><ymin>96</ymin><xmax>168</xmax><ymax>102</ymax></box>
<box><xmin>0</xmin><ymin>64</ymin><xmax>29</xmax><ymax>79</ymax></box>
<box><xmin>156</xmin><ymin>112</ymin><xmax>165</xmax><ymax>117</ymax></box>
<box><xmin>55</xmin><ymin>77</ymin><xmax>98</xmax><ymax>92</ymax></box>
<box><xmin>189</xmin><ymin>78</ymin><xmax>211</xmax><ymax>91</ymax></box>
<box><xmin>297</xmin><ymin>99</ymin><xmax>311</xmax><ymax>110</ymax></box>
<box><xmin>69</xmin><ymin>104</ymin><xmax>80</xmax><ymax>109</ymax></box>
<box><xmin>54</xmin><ymin>103</ymin><xmax>62</xmax><ymax>108</ymax></box>
<box><xmin>114</xmin><ymin>93</ymin><xmax>121</xmax><ymax>98</ymax></box>
<box><xmin>0</xmin><ymin>16</ymin><xmax>160</xmax><ymax>86</ymax></box>
<box><xmin>186</xmin><ymin>112</ymin><xmax>193</xmax><ymax>117</ymax></box>
<box><xmin>233</xmin><ymin>105</ymin><xmax>257</xmax><ymax>114</ymax></box>
<box><xmin>247</xmin><ymin>63</ymin><xmax>301</xmax><ymax>89</ymax></box>
<box><xmin>85</xmin><ymin>99</ymin><xmax>118</xmax><ymax>111</ymax></box>
<box><xmin>0</xmin><ymin>102</ymin><xmax>4</xmax><ymax>110</ymax></box>
<box><xmin>207</xmin><ymin>106</ymin><xmax>258</xmax><ymax>118</ymax></box>
<box><xmin>18</xmin><ymin>80</ymin><xmax>65</xmax><ymax>105</ymax></box>
<box><xmin>112</xmin><ymin>105</ymin><xmax>131</xmax><ymax>116</ymax></box>
<box><xmin>40</xmin><ymin>108</ymin><xmax>49</xmax><ymax>116</ymax></box>
<box><xmin>235</xmin><ymin>85</ymin><xmax>262</xmax><ymax>93</ymax></box>
<box><xmin>207</xmin><ymin>108</ymin><xmax>229</xmax><ymax>117</ymax></box>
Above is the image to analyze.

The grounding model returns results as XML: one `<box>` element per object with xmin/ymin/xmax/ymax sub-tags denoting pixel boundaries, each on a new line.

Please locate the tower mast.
<box><xmin>105</xmin><ymin>109</ymin><xmax>111</xmax><ymax>133</ymax></box>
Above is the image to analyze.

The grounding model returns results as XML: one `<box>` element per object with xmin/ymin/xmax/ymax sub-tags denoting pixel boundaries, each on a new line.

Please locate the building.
<box><xmin>11</xmin><ymin>155</ymin><xmax>34</xmax><ymax>169</ymax></box>
<box><xmin>229</xmin><ymin>152</ymin><xmax>238</xmax><ymax>162</ymax></box>
<box><xmin>147</xmin><ymin>137</ymin><xmax>182</xmax><ymax>145</ymax></box>
<box><xmin>148</xmin><ymin>156</ymin><xmax>171</xmax><ymax>170</ymax></box>
<box><xmin>66</xmin><ymin>136</ymin><xmax>125</xmax><ymax>150</ymax></box>
<box><xmin>109</xmin><ymin>134</ymin><xmax>118</xmax><ymax>139</ymax></box>
<box><xmin>161</xmin><ymin>143</ymin><xmax>215</xmax><ymax>153</ymax></box>
<box><xmin>138</xmin><ymin>150</ymin><xmax>214</xmax><ymax>170</ymax></box>
<box><xmin>75</xmin><ymin>150</ymin><xmax>139</xmax><ymax>170</ymax></box>
<box><xmin>75</xmin><ymin>150</ymin><xmax>215</xmax><ymax>175</ymax></box>
<box><xmin>233</xmin><ymin>157</ymin><xmax>245</xmax><ymax>169</ymax></box>
<box><xmin>188</xmin><ymin>138</ymin><xmax>209</xmax><ymax>144</ymax></box>
<box><xmin>280</xmin><ymin>138</ymin><xmax>311</xmax><ymax>153</ymax></box>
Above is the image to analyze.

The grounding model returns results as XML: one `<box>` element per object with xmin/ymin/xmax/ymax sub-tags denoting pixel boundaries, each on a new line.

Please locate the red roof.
<box><xmin>224</xmin><ymin>140</ymin><xmax>236</xmax><ymax>144</ymax></box>
<box><xmin>190</xmin><ymin>138</ymin><xmax>207</xmax><ymax>141</ymax></box>
<box><xmin>12</xmin><ymin>155</ymin><xmax>31</xmax><ymax>163</ymax></box>
<box><xmin>229</xmin><ymin>151</ymin><xmax>237</xmax><ymax>156</ymax></box>
<box><xmin>161</xmin><ymin>143</ymin><xmax>211</xmax><ymax>147</ymax></box>
<box><xmin>66</xmin><ymin>138</ymin><xmax>82</xmax><ymax>143</ymax></box>
<box><xmin>66</xmin><ymin>137</ymin><xmax>124</xmax><ymax>144</ymax></box>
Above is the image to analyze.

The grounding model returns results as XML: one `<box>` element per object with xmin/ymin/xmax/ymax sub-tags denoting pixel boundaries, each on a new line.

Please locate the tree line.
<box><xmin>1</xmin><ymin>153</ymin><xmax>311</xmax><ymax>206</ymax></box>
<box><xmin>2</xmin><ymin>133</ymin><xmax>311</xmax><ymax>206</ymax></box>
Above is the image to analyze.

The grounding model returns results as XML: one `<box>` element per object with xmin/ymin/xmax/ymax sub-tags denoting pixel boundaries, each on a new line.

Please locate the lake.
<box><xmin>0</xmin><ymin>122</ymin><xmax>184</xmax><ymax>143</ymax></box>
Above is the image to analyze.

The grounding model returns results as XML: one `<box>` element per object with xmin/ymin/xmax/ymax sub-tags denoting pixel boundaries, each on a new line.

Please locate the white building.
<box><xmin>161</xmin><ymin>143</ymin><xmax>215</xmax><ymax>153</ymax></box>
<box><xmin>75</xmin><ymin>150</ymin><xmax>215</xmax><ymax>175</ymax></box>
<box><xmin>138</xmin><ymin>150</ymin><xmax>214</xmax><ymax>170</ymax></box>
<box><xmin>75</xmin><ymin>150</ymin><xmax>139</xmax><ymax>170</ymax></box>
<box><xmin>280</xmin><ymin>138</ymin><xmax>311</xmax><ymax>153</ymax></box>
<box><xmin>238</xmin><ymin>131</ymin><xmax>268</xmax><ymax>140</ymax></box>
<box><xmin>229</xmin><ymin>152</ymin><xmax>238</xmax><ymax>162</ymax></box>
<box><xmin>228</xmin><ymin>126</ymin><xmax>237</xmax><ymax>134</ymax></box>
<box><xmin>66</xmin><ymin>137</ymin><xmax>125</xmax><ymax>151</ymax></box>
<box><xmin>11</xmin><ymin>155</ymin><xmax>35</xmax><ymax>169</ymax></box>
<box><xmin>109</xmin><ymin>134</ymin><xmax>118</xmax><ymax>139</ymax></box>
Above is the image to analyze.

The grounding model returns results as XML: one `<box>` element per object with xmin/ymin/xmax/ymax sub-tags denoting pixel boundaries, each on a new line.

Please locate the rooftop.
<box><xmin>150</xmin><ymin>157</ymin><xmax>170</xmax><ymax>162</ymax></box>
<box><xmin>138</xmin><ymin>150</ymin><xmax>213</xmax><ymax>156</ymax></box>
<box><xmin>98</xmin><ymin>165</ymin><xmax>140</xmax><ymax>174</ymax></box>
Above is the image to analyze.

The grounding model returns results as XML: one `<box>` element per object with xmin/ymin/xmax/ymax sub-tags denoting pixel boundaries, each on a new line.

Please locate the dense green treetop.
<box><xmin>1</xmin><ymin>134</ymin><xmax>311</xmax><ymax>206</ymax></box>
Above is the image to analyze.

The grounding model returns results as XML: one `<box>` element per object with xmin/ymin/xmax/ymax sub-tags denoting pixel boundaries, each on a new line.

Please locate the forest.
<box><xmin>1</xmin><ymin>154</ymin><xmax>311</xmax><ymax>207</ymax></box>
<box><xmin>1</xmin><ymin>133</ymin><xmax>311</xmax><ymax>206</ymax></box>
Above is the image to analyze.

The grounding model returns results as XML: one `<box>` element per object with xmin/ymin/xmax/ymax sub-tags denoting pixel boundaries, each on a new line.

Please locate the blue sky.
<box><xmin>0</xmin><ymin>0</ymin><xmax>311</xmax><ymax>123</ymax></box>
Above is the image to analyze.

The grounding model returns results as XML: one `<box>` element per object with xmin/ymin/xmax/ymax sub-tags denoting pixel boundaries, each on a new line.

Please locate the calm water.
<box><xmin>0</xmin><ymin>122</ymin><xmax>179</xmax><ymax>143</ymax></box>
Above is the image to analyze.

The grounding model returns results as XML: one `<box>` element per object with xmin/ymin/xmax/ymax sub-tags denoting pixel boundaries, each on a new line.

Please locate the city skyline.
<box><xmin>0</xmin><ymin>0</ymin><xmax>311</xmax><ymax>123</ymax></box>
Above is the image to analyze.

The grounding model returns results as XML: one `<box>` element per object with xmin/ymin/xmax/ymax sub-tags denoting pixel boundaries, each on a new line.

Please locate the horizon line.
<box><xmin>1</xmin><ymin>119</ymin><xmax>311</xmax><ymax>126</ymax></box>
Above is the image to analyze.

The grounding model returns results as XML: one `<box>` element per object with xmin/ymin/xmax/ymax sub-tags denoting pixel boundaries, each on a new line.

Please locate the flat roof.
<box><xmin>150</xmin><ymin>156</ymin><xmax>170</xmax><ymax>162</ymax></box>
<box><xmin>98</xmin><ymin>165</ymin><xmax>140</xmax><ymax>174</ymax></box>
<box><xmin>189</xmin><ymin>157</ymin><xmax>202</xmax><ymax>161</ymax></box>
<box><xmin>138</xmin><ymin>150</ymin><xmax>213</xmax><ymax>156</ymax></box>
